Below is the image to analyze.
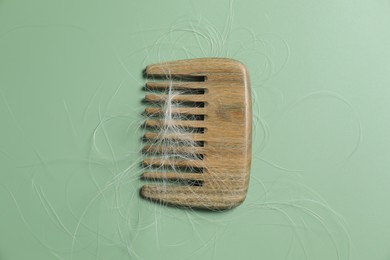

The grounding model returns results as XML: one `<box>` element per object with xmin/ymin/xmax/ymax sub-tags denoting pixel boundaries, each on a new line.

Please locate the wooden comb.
<box><xmin>141</xmin><ymin>58</ymin><xmax>252</xmax><ymax>210</ymax></box>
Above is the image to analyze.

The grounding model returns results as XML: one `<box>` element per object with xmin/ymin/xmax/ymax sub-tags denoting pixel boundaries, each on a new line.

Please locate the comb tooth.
<box><xmin>145</xmin><ymin>119</ymin><xmax>206</xmax><ymax>129</ymax></box>
<box><xmin>144</xmin><ymin>132</ymin><xmax>205</xmax><ymax>141</ymax></box>
<box><xmin>146</xmin><ymin>60</ymin><xmax>203</xmax><ymax>77</ymax></box>
<box><xmin>145</xmin><ymin>94</ymin><xmax>206</xmax><ymax>103</ymax></box>
<box><xmin>145</xmin><ymin>107</ymin><xmax>206</xmax><ymax>115</ymax></box>
<box><xmin>141</xmin><ymin>184</ymin><xmax>245</xmax><ymax>209</ymax></box>
<box><xmin>145</xmin><ymin>58</ymin><xmax>246</xmax><ymax>76</ymax></box>
<box><xmin>142</xmin><ymin>172</ymin><xmax>204</xmax><ymax>181</ymax></box>
<box><xmin>143</xmin><ymin>145</ymin><xmax>204</xmax><ymax>156</ymax></box>
<box><xmin>143</xmin><ymin>158</ymin><xmax>204</xmax><ymax>169</ymax></box>
<box><xmin>146</xmin><ymin>82</ymin><xmax>206</xmax><ymax>90</ymax></box>
<box><xmin>141</xmin><ymin>185</ymin><xmax>204</xmax><ymax>207</ymax></box>
<box><xmin>141</xmin><ymin>185</ymin><xmax>245</xmax><ymax>210</ymax></box>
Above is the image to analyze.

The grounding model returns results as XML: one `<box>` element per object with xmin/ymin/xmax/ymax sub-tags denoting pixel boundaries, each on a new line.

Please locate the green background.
<box><xmin>1</xmin><ymin>0</ymin><xmax>390</xmax><ymax>259</ymax></box>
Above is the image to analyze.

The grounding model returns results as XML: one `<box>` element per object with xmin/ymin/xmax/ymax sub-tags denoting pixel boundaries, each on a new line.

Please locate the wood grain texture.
<box><xmin>141</xmin><ymin>58</ymin><xmax>252</xmax><ymax>210</ymax></box>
